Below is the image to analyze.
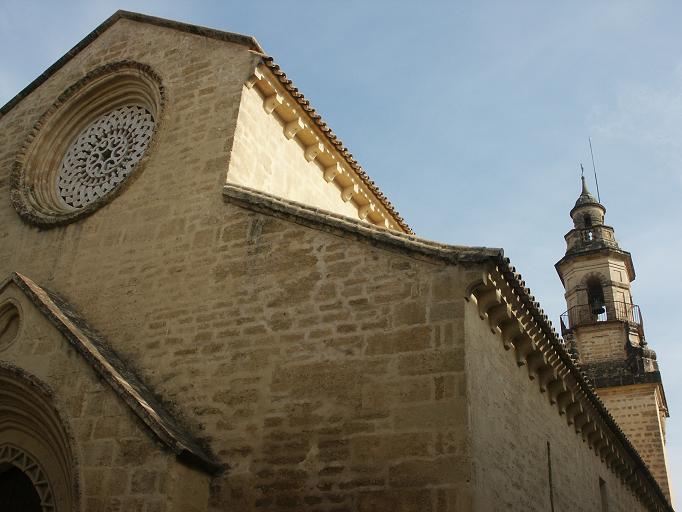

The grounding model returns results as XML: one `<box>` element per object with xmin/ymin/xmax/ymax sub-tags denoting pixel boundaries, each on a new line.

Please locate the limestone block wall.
<box><xmin>574</xmin><ymin>323</ymin><xmax>627</xmax><ymax>364</ymax></box>
<box><xmin>0</xmin><ymin>17</ymin><xmax>475</xmax><ymax>510</ymax></box>
<box><xmin>226</xmin><ymin>85</ymin><xmax>361</xmax><ymax>220</ymax></box>
<box><xmin>465</xmin><ymin>300</ymin><xmax>649</xmax><ymax>511</ymax></box>
<box><xmin>0</xmin><ymin>287</ymin><xmax>210</xmax><ymax>512</ymax></box>
<box><xmin>562</xmin><ymin>256</ymin><xmax>633</xmax><ymax>309</ymax></box>
<box><xmin>598</xmin><ymin>384</ymin><xmax>672</xmax><ymax>499</ymax></box>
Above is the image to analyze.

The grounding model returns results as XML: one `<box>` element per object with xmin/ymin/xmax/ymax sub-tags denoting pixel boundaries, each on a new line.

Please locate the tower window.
<box><xmin>584</xmin><ymin>214</ymin><xmax>592</xmax><ymax>228</ymax></box>
<box><xmin>587</xmin><ymin>277</ymin><xmax>605</xmax><ymax>315</ymax></box>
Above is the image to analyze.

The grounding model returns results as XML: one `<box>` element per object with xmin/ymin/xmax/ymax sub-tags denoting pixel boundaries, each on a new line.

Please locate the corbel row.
<box><xmin>245</xmin><ymin>66</ymin><xmax>397</xmax><ymax>230</ymax></box>
<box><xmin>467</xmin><ymin>269</ymin><xmax>669</xmax><ymax>511</ymax></box>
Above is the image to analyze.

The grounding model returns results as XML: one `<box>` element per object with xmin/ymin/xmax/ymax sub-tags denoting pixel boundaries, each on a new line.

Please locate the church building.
<box><xmin>0</xmin><ymin>10</ymin><xmax>673</xmax><ymax>511</ymax></box>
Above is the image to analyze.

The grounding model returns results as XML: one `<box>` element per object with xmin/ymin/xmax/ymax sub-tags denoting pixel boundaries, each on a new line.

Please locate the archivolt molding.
<box><xmin>0</xmin><ymin>364</ymin><xmax>78</xmax><ymax>511</ymax></box>
<box><xmin>11</xmin><ymin>60</ymin><xmax>166</xmax><ymax>227</ymax></box>
<box><xmin>1</xmin><ymin>272</ymin><xmax>221</xmax><ymax>475</ymax></box>
<box><xmin>244</xmin><ymin>63</ymin><xmax>406</xmax><ymax>233</ymax></box>
<box><xmin>0</xmin><ymin>299</ymin><xmax>21</xmax><ymax>351</ymax></box>
<box><xmin>0</xmin><ymin>444</ymin><xmax>56</xmax><ymax>511</ymax></box>
<box><xmin>467</xmin><ymin>263</ymin><xmax>672</xmax><ymax>512</ymax></box>
<box><xmin>581</xmin><ymin>271</ymin><xmax>608</xmax><ymax>287</ymax></box>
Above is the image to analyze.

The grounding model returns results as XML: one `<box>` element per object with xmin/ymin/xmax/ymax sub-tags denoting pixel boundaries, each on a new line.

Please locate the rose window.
<box><xmin>56</xmin><ymin>105</ymin><xmax>155</xmax><ymax>209</ymax></box>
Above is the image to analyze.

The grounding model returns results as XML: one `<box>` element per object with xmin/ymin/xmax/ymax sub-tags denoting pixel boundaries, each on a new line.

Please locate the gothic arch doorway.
<box><xmin>0</xmin><ymin>446</ymin><xmax>49</xmax><ymax>511</ymax></box>
<box><xmin>0</xmin><ymin>366</ymin><xmax>78</xmax><ymax>511</ymax></box>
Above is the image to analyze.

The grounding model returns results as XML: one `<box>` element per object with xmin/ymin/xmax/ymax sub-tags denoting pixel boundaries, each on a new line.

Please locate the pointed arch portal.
<box><xmin>0</xmin><ymin>366</ymin><xmax>78</xmax><ymax>511</ymax></box>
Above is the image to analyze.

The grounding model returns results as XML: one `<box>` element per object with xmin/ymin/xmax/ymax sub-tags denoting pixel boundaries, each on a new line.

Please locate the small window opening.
<box><xmin>599</xmin><ymin>477</ymin><xmax>609</xmax><ymax>512</ymax></box>
<box><xmin>584</xmin><ymin>214</ymin><xmax>592</xmax><ymax>228</ymax></box>
<box><xmin>587</xmin><ymin>278</ymin><xmax>605</xmax><ymax>315</ymax></box>
<box><xmin>547</xmin><ymin>442</ymin><xmax>555</xmax><ymax>512</ymax></box>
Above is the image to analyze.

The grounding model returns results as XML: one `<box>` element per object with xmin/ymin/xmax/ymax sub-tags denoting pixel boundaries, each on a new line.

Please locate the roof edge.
<box><xmin>223</xmin><ymin>183</ymin><xmax>502</xmax><ymax>265</ymax></box>
<box><xmin>0</xmin><ymin>10</ymin><xmax>263</xmax><ymax>118</ymax></box>
<box><xmin>1</xmin><ymin>272</ymin><xmax>222</xmax><ymax>475</ymax></box>
<box><xmin>483</xmin><ymin>259</ymin><xmax>673</xmax><ymax>510</ymax></box>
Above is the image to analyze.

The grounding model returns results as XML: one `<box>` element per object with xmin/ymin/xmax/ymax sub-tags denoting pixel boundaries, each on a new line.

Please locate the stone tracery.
<box><xmin>57</xmin><ymin>105</ymin><xmax>155</xmax><ymax>209</ymax></box>
<box><xmin>0</xmin><ymin>445</ymin><xmax>55</xmax><ymax>511</ymax></box>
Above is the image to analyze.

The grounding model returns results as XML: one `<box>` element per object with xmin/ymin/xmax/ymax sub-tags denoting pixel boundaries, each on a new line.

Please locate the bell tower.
<box><xmin>556</xmin><ymin>176</ymin><xmax>672</xmax><ymax>500</ymax></box>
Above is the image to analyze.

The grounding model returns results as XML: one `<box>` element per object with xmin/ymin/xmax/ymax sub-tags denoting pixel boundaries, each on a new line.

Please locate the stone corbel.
<box><xmin>547</xmin><ymin>379</ymin><xmax>566</xmax><ymax>405</ymax></box>
<box><xmin>245</xmin><ymin>68</ymin><xmax>265</xmax><ymax>89</ymax></box>
<box><xmin>263</xmin><ymin>93</ymin><xmax>284</xmax><ymax>114</ymax></box>
<box><xmin>284</xmin><ymin>118</ymin><xmax>305</xmax><ymax>139</ymax></box>
<box><xmin>584</xmin><ymin>423</ymin><xmax>600</xmax><ymax>448</ymax></box>
<box><xmin>499</xmin><ymin>318</ymin><xmax>522</xmax><ymax>350</ymax></box>
<box><xmin>565</xmin><ymin>401</ymin><xmax>583</xmax><ymax>425</ymax></box>
<box><xmin>341</xmin><ymin>183</ymin><xmax>358</xmax><ymax>202</ymax></box>
<box><xmin>304</xmin><ymin>142</ymin><xmax>325</xmax><ymax>162</ymax></box>
<box><xmin>358</xmin><ymin>203</ymin><xmax>375</xmax><ymax>220</ymax></box>
<box><xmin>573</xmin><ymin>411</ymin><xmax>590</xmax><ymax>433</ymax></box>
<box><xmin>537</xmin><ymin>365</ymin><xmax>557</xmax><ymax>392</ymax></box>
<box><xmin>526</xmin><ymin>349</ymin><xmax>548</xmax><ymax>380</ymax></box>
<box><xmin>513</xmin><ymin>334</ymin><xmax>534</xmax><ymax>366</ymax></box>
<box><xmin>487</xmin><ymin>303</ymin><xmax>512</xmax><ymax>334</ymax></box>
<box><xmin>473</xmin><ymin>288</ymin><xmax>502</xmax><ymax>320</ymax></box>
<box><xmin>324</xmin><ymin>163</ymin><xmax>342</xmax><ymax>182</ymax></box>
<box><xmin>557</xmin><ymin>390</ymin><xmax>574</xmax><ymax>415</ymax></box>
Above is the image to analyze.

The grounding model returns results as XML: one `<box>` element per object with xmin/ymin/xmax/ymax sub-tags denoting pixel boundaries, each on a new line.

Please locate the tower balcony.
<box><xmin>560</xmin><ymin>300</ymin><xmax>644</xmax><ymax>338</ymax></box>
<box><xmin>565</xmin><ymin>226</ymin><xmax>620</xmax><ymax>254</ymax></box>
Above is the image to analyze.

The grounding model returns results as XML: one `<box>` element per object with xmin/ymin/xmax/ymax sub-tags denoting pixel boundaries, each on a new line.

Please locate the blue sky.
<box><xmin>2</xmin><ymin>0</ymin><xmax>681</xmax><ymax>503</ymax></box>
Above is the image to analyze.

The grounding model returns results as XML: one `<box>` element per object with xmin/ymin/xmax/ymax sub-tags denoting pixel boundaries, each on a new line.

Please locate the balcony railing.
<box><xmin>560</xmin><ymin>301</ymin><xmax>644</xmax><ymax>338</ymax></box>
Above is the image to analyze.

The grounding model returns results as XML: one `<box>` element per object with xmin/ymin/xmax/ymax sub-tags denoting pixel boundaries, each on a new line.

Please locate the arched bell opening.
<box><xmin>586</xmin><ymin>277</ymin><xmax>606</xmax><ymax>317</ymax></box>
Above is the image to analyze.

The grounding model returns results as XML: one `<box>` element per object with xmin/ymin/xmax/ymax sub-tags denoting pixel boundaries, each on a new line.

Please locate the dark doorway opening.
<box><xmin>0</xmin><ymin>465</ymin><xmax>42</xmax><ymax>512</ymax></box>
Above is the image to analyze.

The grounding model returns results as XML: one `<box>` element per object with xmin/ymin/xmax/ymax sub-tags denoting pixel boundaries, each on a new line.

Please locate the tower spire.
<box><xmin>555</xmin><ymin>178</ymin><xmax>671</xmax><ymax>498</ymax></box>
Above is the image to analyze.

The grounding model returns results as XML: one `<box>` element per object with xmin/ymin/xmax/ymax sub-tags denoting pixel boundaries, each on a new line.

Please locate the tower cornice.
<box><xmin>555</xmin><ymin>247</ymin><xmax>636</xmax><ymax>285</ymax></box>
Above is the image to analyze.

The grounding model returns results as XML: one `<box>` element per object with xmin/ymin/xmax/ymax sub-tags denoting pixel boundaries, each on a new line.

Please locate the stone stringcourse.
<box><xmin>224</xmin><ymin>182</ymin><xmax>673</xmax><ymax>512</ymax></box>
<box><xmin>0</xmin><ymin>272</ymin><xmax>221</xmax><ymax>475</ymax></box>
<box><xmin>246</xmin><ymin>60</ymin><xmax>412</xmax><ymax>233</ymax></box>
<box><xmin>10</xmin><ymin>60</ymin><xmax>165</xmax><ymax>227</ymax></box>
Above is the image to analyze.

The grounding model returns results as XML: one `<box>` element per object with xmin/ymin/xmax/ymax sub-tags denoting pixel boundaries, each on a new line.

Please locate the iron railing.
<box><xmin>560</xmin><ymin>301</ymin><xmax>643</xmax><ymax>337</ymax></box>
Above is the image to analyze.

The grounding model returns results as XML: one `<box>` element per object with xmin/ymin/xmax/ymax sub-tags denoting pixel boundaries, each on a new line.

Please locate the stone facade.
<box><xmin>0</xmin><ymin>11</ymin><xmax>673</xmax><ymax>512</ymax></box>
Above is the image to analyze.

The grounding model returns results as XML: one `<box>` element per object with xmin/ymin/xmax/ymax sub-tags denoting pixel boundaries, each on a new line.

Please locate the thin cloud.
<box><xmin>590</xmin><ymin>65</ymin><xmax>682</xmax><ymax>184</ymax></box>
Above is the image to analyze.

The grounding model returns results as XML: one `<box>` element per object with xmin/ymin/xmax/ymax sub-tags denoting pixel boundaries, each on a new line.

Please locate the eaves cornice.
<box><xmin>245</xmin><ymin>60</ymin><xmax>412</xmax><ymax>234</ymax></box>
<box><xmin>468</xmin><ymin>261</ymin><xmax>672</xmax><ymax>511</ymax></box>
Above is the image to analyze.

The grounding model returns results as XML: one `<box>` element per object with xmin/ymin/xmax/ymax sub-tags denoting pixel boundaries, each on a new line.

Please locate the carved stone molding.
<box><xmin>244</xmin><ymin>64</ymin><xmax>404</xmax><ymax>232</ymax></box>
<box><xmin>0</xmin><ymin>364</ymin><xmax>78</xmax><ymax>511</ymax></box>
<box><xmin>11</xmin><ymin>60</ymin><xmax>165</xmax><ymax>227</ymax></box>
<box><xmin>467</xmin><ymin>263</ymin><xmax>672</xmax><ymax>511</ymax></box>
<box><xmin>0</xmin><ymin>444</ymin><xmax>56</xmax><ymax>511</ymax></box>
<box><xmin>0</xmin><ymin>300</ymin><xmax>20</xmax><ymax>351</ymax></box>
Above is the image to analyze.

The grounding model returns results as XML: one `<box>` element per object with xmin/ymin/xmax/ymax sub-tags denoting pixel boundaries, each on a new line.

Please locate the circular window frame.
<box><xmin>11</xmin><ymin>60</ymin><xmax>166</xmax><ymax>227</ymax></box>
<box><xmin>0</xmin><ymin>299</ymin><xmax>22</xmax><ymax>352</ymax></box>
